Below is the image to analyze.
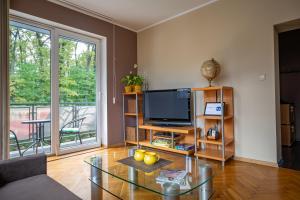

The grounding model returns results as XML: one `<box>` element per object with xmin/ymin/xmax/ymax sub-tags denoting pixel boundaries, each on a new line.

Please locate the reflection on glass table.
<box><xmin>84</xmin><ymin>147</ymin><xmax>217</xmax><ymax>200</ymax></box>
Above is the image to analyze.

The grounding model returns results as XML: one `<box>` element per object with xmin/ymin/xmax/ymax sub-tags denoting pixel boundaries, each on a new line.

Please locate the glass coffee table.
<box><xmin>84</xmin><ymin>147</ymin><xmax>215</xmax><ymax>200</ymax></box>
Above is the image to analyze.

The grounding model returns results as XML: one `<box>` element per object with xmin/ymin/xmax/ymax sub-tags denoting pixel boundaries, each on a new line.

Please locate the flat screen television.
<box><xmin>143</xmin><ymin>88</ymin><xmax>192</xmax><ymax>126</ymax></box>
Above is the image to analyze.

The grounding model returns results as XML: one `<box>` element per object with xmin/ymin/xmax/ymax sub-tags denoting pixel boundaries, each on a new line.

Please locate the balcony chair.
<box><xmin>59</xmin><ymin>117</ymin><xmax>86</xmax><ymax>145</ymax></box>
<box><xmin>9</xmin><ymin>130</ymin><xmax>22</xmax><ymax>157</ymax></box>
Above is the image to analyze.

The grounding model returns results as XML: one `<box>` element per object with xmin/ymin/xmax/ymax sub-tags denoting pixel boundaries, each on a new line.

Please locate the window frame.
<box><xmin>7</xmin><ymin>11</ymin><xmax>107</xmax><ymax>157</ymax></box>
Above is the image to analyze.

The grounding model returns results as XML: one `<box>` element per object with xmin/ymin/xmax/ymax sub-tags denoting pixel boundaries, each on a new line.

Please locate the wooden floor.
<box><xmin>47</xmin><ymin>147</ymin><xmax>300</xmax><ymax>200</ymax></box>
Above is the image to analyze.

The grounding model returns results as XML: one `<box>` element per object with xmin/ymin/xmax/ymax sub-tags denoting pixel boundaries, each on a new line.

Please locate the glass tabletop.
<box><xmin>84</xmin><ymin>147</ymin><xmax>217</xmax><ymax>196</ymax></box>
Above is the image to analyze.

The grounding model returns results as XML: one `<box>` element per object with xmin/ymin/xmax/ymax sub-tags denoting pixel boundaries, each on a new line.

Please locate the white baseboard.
<box><xmin>233</xmin><ymin>156</ymin><xmax>278</xmax><ymax>168</ymax></box>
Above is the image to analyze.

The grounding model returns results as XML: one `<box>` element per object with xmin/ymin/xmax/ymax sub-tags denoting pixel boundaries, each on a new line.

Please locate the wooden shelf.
<box><xmin>154</xmin><ymin>135</ymin><xmax>184</xmax><ymax>141</ymax></box>
<box><xmin>197</xmin><ymin>137</ymin><xmax>233</xmax><ymax>146</ymax></box>
<box><xmin>123</xmin><ymin>92</ymin><xmax>143</xmax><ymax>145</ymax></box>
<box><xmin>125</xmin><ymin>140</ymin><xmax>138</xmax><ymax>145</ymax></box>
<box><xmin>194</xmin><ymin>148</ymin><xmax>233</xmax><ymax>161</ymax></box>
<box><xmin>123</xmin><ymin>92</ymin><xmax>143</xmax><ymax>95</ymax></box>
<box><xmin>192</xmin><ymin>86</ymin><xmax>233</xmax><ymax>91</ymax></box>
<box><xmin>197</xmin><ymin>115</ymin><xmax>233</xmax><ymax>120</ymax></box>
<box><xmin>124</xmin><ymin>113</ymin><xmax>142</xmax><ymax>116</ymax></box>
<box><xmin>139</xmin><ymin>125</ymin><xmax>199</xmax><ymax>134</ymax></box>
<box><xmin>198</xmin><ymin>137</ymin><xmax>222</xmax><ymax>145</ymax></box>
<box><xmin>139</xmin><ymin>140</ymin><xmax>194</xmax><ymax>155</ymax></box>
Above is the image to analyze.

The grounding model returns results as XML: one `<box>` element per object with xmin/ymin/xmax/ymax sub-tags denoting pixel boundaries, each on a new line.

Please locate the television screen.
<box><xmin>143</xmin><ymin>89</ymin><xmax>191</xmax><ymax>126</ymax></box>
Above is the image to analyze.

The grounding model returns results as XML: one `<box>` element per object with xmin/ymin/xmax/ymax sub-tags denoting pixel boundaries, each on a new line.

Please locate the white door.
<box><xmin>55</xmin><ymin>29</ymin><xmax>101</xmax><ymax>154</ymax></box>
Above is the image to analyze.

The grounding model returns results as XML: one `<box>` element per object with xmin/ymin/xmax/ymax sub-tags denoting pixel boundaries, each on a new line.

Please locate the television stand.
<box><xmin>138</xmin><ymin>124</ymin><xmax>200</xmax><ymax>155</ymax></box>
<box><xmin>150</xmin><ymin>124</ymin><xmax>191</xmax><ymax>127</ymax></box>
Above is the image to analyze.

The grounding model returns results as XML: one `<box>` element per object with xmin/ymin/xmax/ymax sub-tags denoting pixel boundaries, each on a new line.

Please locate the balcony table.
<box><xmin>21</xmin><ymin>119</ymin><xmax>51</xmax><ymax>155</ymax></box>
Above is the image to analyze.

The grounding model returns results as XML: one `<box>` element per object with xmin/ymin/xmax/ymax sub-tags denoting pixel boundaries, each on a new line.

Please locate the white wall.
<box><xmin>137</xmin><ymin>0</ymin><xmax>300</xmax><ymax>163</ymax></box>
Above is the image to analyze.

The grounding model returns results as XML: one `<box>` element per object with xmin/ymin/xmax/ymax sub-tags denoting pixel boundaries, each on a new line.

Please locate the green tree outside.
<box><xmin>9</xmin><ymin>24</ymin><xmax>96</xmax><ymax>105</ymax></box>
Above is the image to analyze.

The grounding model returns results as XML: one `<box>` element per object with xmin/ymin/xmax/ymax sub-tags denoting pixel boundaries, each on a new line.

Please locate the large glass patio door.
<box><xmin>8</xmin><ymin>18</ymin><xmax>102</xmax><ymax>158</ymax></box>
<box><xmin>9</xmin><ymin>21</ymin><xmax>52</xmax><ymax>158</ymax></box>
<box><xmin>57</xmin><ymin>31</ymin><xmax>99</xmax><ymax>152</ymax></box>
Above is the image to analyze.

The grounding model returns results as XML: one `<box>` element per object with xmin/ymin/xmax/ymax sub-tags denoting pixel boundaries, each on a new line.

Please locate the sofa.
<box><xmin>0</xmin><ymin>154</ymin><xmax>81</xmax><ymax>200</ymax></box>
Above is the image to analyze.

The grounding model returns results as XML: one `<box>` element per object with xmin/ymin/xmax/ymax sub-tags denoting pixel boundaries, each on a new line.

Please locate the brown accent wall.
<box><xmin>10</xmin><ymin>0</ymin><xmax>137</xmax><ymax>145</ymax></box>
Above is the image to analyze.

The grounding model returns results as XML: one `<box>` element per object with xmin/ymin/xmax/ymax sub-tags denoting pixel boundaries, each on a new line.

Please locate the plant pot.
<box><xmin>124</xmin><ymin>86</ymin><xmax>132</xmax><ymax>93</ymax></box>
<box><xmin>134</xmin><ymin>85</ymin><xmax>142</xmax><ymax>93</ymax></box>
<box><xmin>131</xmin><ymin>85</ymin><xmax>135</xmax><ymax>91</ymax></box>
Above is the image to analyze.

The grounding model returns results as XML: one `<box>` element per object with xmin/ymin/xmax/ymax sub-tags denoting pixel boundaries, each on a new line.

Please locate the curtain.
<box><xmin>0</xmin><ymin>0</ymin><xmax>9</xmax><ymax>160</ymax></box>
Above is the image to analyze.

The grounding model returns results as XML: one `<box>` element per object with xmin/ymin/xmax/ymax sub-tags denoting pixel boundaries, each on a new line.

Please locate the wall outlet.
<box><xmin>259</xmin><ymin>73</ymin><xmax>266</xmax><ymax>81</ymax></box>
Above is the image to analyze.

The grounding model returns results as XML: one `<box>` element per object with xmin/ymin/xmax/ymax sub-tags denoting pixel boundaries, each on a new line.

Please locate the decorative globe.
<box><xmin>201</xmin><ymin>58</ymin><xmax>221</xmax><ymax>87</ymax></box>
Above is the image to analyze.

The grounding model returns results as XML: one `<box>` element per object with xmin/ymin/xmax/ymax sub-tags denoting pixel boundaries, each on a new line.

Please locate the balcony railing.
<box><xmin>10</xmin><ymin>102</ymin><xmax>97</xmax><ymax>157</ymax></box>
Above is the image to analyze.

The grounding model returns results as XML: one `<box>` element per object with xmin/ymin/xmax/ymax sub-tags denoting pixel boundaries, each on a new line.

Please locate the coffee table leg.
<box><xmin>127</xmin><ymin>148</ymin><xmax>138</xmax><ymax>199</ymax></box>
<box><xmin>163</xmin><ymin>182</ymin><xmax>180</xmax><ymax>200</ymax></box>
<box><xmin>128</xmin><ymin>148</ymin><xmax>138</xmax><ymax>190</ymax></box>
<box><xmin>128</xmin><ymin>166</ymin><xmax>137</xmax><ymax>200</ymax></box>
<box><xmin>91</xmin><ymin>159</ymin><xmax>103</xmax><ymax>200</ymax></box>
<box><xmin>198</xmin><ymin>164</ymin><xmax>213</xmax><ymax>200</ymax></box>
<box><xmin>128</xmin><ymin>167</ymin><xmax>137</xmax><ymax>190</ymax></box>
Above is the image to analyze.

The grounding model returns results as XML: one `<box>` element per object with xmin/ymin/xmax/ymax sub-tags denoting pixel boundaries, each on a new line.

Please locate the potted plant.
<box><xmin>132</xmin><ymin>75</ymin><xmax>144</xmax><ymax>93</ymax></box>
<box><xmin>121</xmin><ymin>74</ymin><xmax>134</xmax><ymax>93</ymax></box>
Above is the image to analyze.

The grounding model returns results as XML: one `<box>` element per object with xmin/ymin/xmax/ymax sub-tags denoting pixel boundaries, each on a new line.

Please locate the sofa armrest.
<box><xmin>0</xmin><ymin>153</ymin><xmax>47</xmax><ymax>185</ymax></box>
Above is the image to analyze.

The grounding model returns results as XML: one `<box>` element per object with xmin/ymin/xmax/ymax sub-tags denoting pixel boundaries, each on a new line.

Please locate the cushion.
<box><xmin>0</xmin><ymin>174</ymin><xmax>81</xmax><ymax>200</ymax></box>
<box><xmin>0</xmin><ymin>154</ymin><xmax>46</xmax><ymax>184</ymax></box>
<box><xmin>9</xmin><ymin>133</ymin><xmax>15</xmax><ymax>139</ymax></box>
<box><xmin>0</xmin><ymin>174</ymin><xmax>5</xmax><ymax>187</ymax></box>
<box><xmin>62</xmin><ymin>128</ymin><xmax>79</xmax><ymax>133</ymax></box>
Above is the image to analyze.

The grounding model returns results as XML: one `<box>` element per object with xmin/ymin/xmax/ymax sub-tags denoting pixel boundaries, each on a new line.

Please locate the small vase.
<box><xmin>124</xmin><ymin>86</ymin><xmax>132</xmax><ymax>93</ymax></box>
<box><xmin>134</xmin><ymin>85</ymin><xmax>142</xmax><ymax>93</ymax></box>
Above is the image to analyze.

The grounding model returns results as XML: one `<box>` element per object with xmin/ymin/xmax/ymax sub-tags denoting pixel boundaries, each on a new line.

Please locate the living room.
<box><xmin>1</xmin><ymin>0</ymin><xmax>300</xmax><ymax>199</ymax></box>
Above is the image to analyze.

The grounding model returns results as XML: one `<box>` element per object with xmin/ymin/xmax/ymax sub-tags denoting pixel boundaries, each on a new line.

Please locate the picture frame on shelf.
<box><xmin>204</xmin><ymin>102</ymin><xmax>224</xmax><ymax>116</ymax></box>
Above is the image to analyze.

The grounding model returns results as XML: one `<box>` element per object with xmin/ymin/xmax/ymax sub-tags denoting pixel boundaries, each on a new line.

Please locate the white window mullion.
<box><xmin>51</xmin><ymin>29</ymin><xmax>60</xmax><ymax>155</ymax></box>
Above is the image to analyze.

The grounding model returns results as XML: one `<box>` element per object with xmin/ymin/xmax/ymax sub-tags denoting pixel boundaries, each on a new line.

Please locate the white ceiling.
<box><xmin>49</xmin><ymin>0</ymin><xmax>217</xmax><ymax>32</ymax></box>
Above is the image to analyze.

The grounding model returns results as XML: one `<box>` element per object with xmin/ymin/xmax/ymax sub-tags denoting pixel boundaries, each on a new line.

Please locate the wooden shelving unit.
<box><xmin>138</xmin><ymin>125</ymin><xmax>200</xmax><ymax>156</ymax></box>
<box><xmin>122</xmin><ymin>91</ymin><xmax>200</xmax><ymax>156</ymax></box>
<box><xmin>139</xmin><ymin>125</ymin><xmax>196</xmax><ymax>134</ymax></box>
<box><xmin>138</xmin><ymin>140</ymin><xmax>194</xmax><ymax>155</ymax></box>
<box><xmin>122</xmin><ymin>92</ymin><xmax>144</xmax><ymax>145</ymax></box>
<box><xmin>122</xmin><ymin>87</ymin><xmax>234</xmax><ymax>164</ymax></box>
<box><xmin>192</xmin><ymin>86</ymin><xmax>235</xmax><ymax>165</ymax></box>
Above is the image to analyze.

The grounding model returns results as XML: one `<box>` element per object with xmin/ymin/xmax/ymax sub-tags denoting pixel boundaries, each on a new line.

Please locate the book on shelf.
<box><xmin>152</xmin><ymin>138</ymin><xmax>173</xmax><ymax>148</ymax></box>
<box><xmin>175</xmin><ymin>143</ymin><xmax>194</xmax><ymax>151</ymax></box>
